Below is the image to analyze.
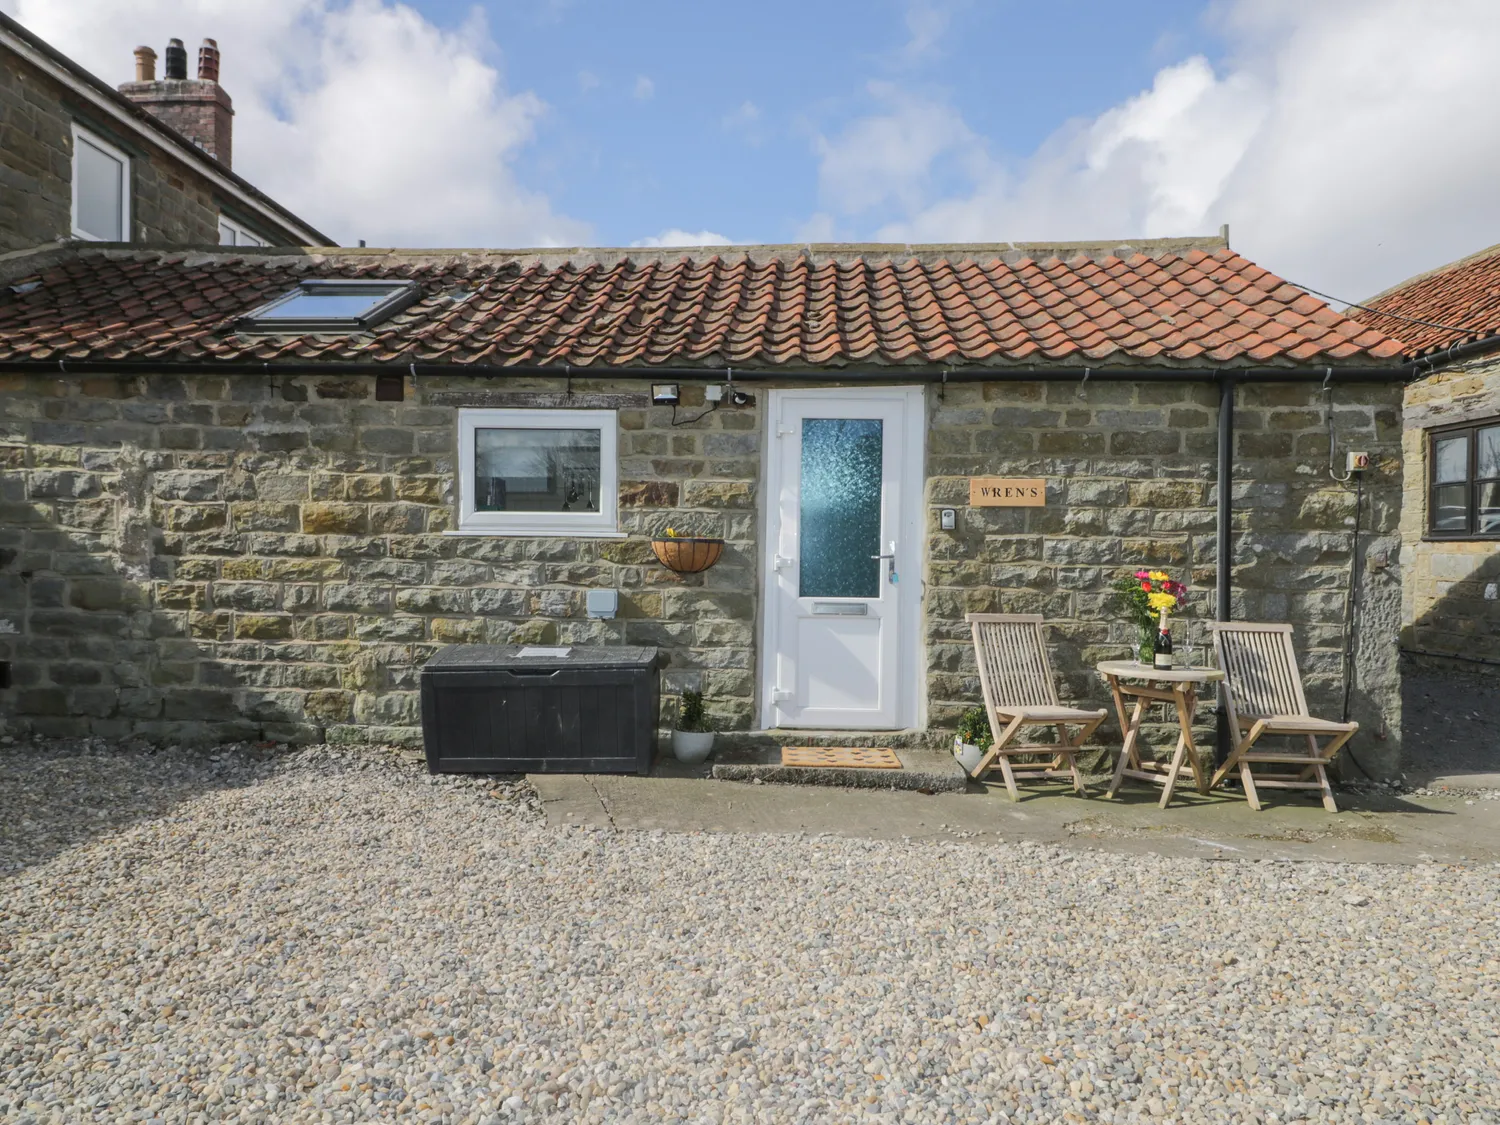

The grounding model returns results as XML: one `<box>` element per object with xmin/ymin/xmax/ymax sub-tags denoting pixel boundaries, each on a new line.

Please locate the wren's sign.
<box><xmin>969</xmin><ymin>477</ymin><xmax>1046</xmax><ymax>507</ymax></box>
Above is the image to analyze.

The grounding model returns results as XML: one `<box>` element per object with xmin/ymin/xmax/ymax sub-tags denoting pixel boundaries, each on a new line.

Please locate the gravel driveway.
<box><xmin>2</xmin><ymin>740</ymin><xmax>1497</xmax><ymax>1124</ymax></box>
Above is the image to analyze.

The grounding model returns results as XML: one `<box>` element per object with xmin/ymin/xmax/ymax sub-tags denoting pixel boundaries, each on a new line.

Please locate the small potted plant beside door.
<box><xmin>953</xmin><ymin>706</ymin><xmax>992</xmax><ymax>778</ymax></box>
<box><xmin>671</xmin><ymin>690</ymin><xmax>716</xmax><ymax>764</ymax></box>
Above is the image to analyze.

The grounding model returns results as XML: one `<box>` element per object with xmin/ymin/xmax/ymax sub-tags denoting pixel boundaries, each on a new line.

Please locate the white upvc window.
<box><xmin>70</xmin><ymin>123</ymin><xmax>131</xmax><ymax>242</ymax></box>
<box><xmin>454</xmin><ymin>408</ymin><xmax>621</xmax><ymax>537</ymax></box>
<box><xmin>219</xmin><ymin>216</ymin><xmax>266</xmax><ymax>246</ymax></box>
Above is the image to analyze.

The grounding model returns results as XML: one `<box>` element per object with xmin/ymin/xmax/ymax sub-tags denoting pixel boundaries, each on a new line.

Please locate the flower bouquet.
<box><xmin>1112</xmin><ymin>569</ymin><xmax>1188</xmax><ymax>664</ymax></box>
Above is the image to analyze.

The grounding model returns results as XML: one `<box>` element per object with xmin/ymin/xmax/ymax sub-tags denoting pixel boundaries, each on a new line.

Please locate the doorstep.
<box><xmin>708</xmin><ymin>733</ymin><xmax>969</xmax><ymax>793</ymax></box>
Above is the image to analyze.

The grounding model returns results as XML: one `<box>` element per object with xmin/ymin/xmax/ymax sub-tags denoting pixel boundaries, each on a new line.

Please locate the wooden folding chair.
<box><xmin>966</xmin><ymin>613</ymin><xmax>1107</xmax><ymax>800</ymax></box>
<box><xmin>1207</xmin><ymin>622</ymin><xmax>1358</xmax><ymax>813</ymax></box>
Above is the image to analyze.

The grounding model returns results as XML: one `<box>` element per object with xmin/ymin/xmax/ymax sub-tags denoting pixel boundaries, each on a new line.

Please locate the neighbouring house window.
<box><xmin>236</xmin><ymin>279</ymin><xmax>421</xmax><ymax>332</ymax></box>
<box><xmin>456</xmin><ymin>408</ymin><xmax>620</xmax><ymax>537</ymax></box>
<box><xmin>219</xmin><ymin>216</ymin><xmax>266</xmax><ymax>246</ymax></box>
<box><xmin>71</xmin><ymin>123</ymin><xmax>130</xmax><ymax>242</ymax></box>
<box><xmin>1429</xmin><ymin>418</ymin><xmax>1500</xmax><ymax>538</ymax></box>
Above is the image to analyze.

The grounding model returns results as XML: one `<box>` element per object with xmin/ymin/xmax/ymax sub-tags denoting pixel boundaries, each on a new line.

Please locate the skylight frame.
<box><xmin>236</xmin><ymin>279</ymin><xmax>422</xmax><ymax>333</ymax></box>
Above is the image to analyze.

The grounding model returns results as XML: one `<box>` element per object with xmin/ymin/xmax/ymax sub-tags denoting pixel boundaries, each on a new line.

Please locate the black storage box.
<box><xmin>419</xmin><ymin>644</ymin><xmax>659</xmax><ymax>775</ymax></box>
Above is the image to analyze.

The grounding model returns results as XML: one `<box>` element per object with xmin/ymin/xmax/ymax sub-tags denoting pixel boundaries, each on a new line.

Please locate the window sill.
<box><xmin>1421</xmin><ymin>535</ymin><xmax>1500</xmax><ymax>544</ymax></box>
<box><xmin>444</xmin><ymin>529</ymin><xmax>627</xmax><ymax>539</ymax></box>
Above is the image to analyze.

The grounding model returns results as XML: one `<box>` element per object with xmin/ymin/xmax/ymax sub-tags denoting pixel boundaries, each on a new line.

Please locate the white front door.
<box><xmin>760</xmin><ymin>387</ymin><xmax>924</xmax><ymax>729</ymax></box>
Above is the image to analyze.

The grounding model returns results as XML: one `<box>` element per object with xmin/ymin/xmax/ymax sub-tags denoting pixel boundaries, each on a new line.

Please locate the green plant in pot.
<box><xmin>671</xmin><ymin>689</ymin><xmax>715</xmax><ymax>764</ymax></box>
<box><xmin>953</xmin><ymin>706</ymin><xmax>993</xmax><ymax>777</ymax></box>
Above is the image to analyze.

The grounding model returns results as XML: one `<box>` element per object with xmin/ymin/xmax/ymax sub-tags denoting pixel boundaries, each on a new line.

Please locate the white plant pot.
<box><xmin>671</xmin><ymin>729</ymin><xmax>715</xmax><ymax>764</ymax></box>
<box><xmin>953</xmin><ymin>739</ymin><xmax>986</xmax><ymax>778</ymax></box>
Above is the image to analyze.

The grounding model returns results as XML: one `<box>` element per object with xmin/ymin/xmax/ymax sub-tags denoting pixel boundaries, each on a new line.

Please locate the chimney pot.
<box><xmin>133</xmin><ymin>46</ymin><xmax>157</xmax><ymax>82</ymax></box>
<box><xmin>164</xmin><ymin>38</ymin><xmax>187</xmax><ymax>80</ymax></box>
<box><xmin>119</xmin><ymin>37</ymin><xmax>234</xmax><ymax>167</ymax></box>
<box><xmin>197</xmin><ymin>38</ymin><xmax>220</xmax><ymax>83</ymax></box>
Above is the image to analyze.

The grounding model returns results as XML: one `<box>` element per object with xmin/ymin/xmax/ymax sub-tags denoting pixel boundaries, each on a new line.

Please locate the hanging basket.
<box><xmin>651</xmin><ymin>537</ymin><xmax>724</xmax><ymax>574</ymax></box>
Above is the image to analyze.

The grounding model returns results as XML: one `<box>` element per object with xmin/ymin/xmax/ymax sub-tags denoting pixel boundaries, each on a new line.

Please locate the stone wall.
<box><xmin>925</xmin><ymin>378</ymin><xmax>1405</xmax><ymax>776</ymax></box>
<box><xmin>0</xmin><ymin>48</ymin><xmax>299</xmax><ymax>250</ymax></box>
<box><xmin>0</xmin><ymin>370</ymin><xmax>1405</xmax><ymax>776</ymax></box>
<box><xmin>1401</xmin><ymin>357</ymin><xmax>1500</xmax><ymax>669</ymax></box>
<box><xmin>0</xmin><ymin>371</ymin><xmax>759</xmax><ymax>746</ymax></box>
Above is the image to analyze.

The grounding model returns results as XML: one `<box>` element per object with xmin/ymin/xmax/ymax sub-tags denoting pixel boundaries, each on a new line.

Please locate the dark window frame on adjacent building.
<box><xmin>236</xmin><ymin>279</ymin><xmax>421</xmax><ymax>333</ymax></box>
<box><xmin>1428</xmin><ymin>416</ymin><xmax>1500</xmax><ymax>539</ymax></box>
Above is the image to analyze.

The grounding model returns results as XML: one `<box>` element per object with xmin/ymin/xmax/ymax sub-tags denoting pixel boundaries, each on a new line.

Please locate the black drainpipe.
<box><xmin>0</xmin><ymin>356</ymin><xmax>1428</xmax><ymax>383</ymax></box>
<box><xmin>1215</xmin><ymin>376</ymin><xmax>1235</xmax><ymax>764</ymax></box>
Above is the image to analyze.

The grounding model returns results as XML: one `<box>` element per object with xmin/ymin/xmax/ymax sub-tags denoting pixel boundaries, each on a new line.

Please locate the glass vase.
<box><xmin>1138</xmin><ymin>624</ymin><xmax>1156</xmax><ymax>665</ymax></box>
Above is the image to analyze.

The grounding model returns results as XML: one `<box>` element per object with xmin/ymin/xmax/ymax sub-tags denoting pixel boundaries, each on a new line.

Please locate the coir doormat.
<box><xmin>781</xmin><ymin>746</ymin><xmax>902</xmax><ymax>769</ymax></box>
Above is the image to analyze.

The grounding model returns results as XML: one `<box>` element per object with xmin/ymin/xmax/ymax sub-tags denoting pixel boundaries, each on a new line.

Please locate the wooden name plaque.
<box><xmin>969</xmin><ymin>477</ymin><xmax>1046</xmax><ymax>507</ymax></box>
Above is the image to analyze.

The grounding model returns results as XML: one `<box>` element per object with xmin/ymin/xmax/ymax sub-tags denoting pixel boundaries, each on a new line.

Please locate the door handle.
<box><xmin>774</xmin><ymin>554</ymin><xmax>794</xmax><ymax>570</ymax></box>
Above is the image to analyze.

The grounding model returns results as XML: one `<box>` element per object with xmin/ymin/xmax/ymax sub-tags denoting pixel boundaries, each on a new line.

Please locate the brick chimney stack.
<box><xmin>118</xmin><ymin>37</ymin><xmax>234</xmax><ymax>168</ymax></box>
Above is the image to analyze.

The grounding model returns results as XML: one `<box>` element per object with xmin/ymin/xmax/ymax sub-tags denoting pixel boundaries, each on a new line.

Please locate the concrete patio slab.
<box><xmin>1406</xmin><ymin>771</ymin><xmax>1500</xmax><ymax>790</ymax></box>
<box><xmin>530</xmin><ymin>771</ymin><xmax>1500</xmax><ymax>864</ymax></box>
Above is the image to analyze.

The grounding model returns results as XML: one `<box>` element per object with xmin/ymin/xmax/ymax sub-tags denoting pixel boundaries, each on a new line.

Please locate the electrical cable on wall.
<box><xmin>1325</xmin><ymin>379</ymin><xmax>1375</xmax><ymax>779</ymax></box>
<box><xmin>1342</xmin><ymin>470</ymin><xmax>1364</xmax><ymax>726</ymax></box>
<box><xmin>670</xmin><ymin>401</ymin><xmax>718</xmax><ymax>427</ymax></box>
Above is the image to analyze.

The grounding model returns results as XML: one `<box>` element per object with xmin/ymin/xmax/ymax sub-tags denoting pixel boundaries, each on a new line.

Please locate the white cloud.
<box><xmin>812</xmin><ymin>82</ymin><xmax>981</xmax><ymax>218</ymax></box>
<box><xmin>813</xmin><ymin>0</ymin><xmax>1500</xmax><ymax>300</ymax></box>
<box><xmin>6</xmin><ymin>0</ymin><xmax>589</xmax><ymax>248</ymax></box>
<box><xmin>721</xmin><ymin>99</ymin><xmax>766</xmax><ymax>145</ymax></box>
<box><xmin>632</xmin><ymin>75</ymin><xmax>654</xmax><ymax>101</ymax></box>
<box><xmin>723</xmin><ymin>100</ymin><xmax>760</xmax><ymax>128</ymax></box>
<box><xmin>898</xmin><ymin>0</ymin><xmax>954</xmax><ymax>65</ymax></box>
<box><xmin>630</xmin><ymin>229</ymin><xmax>735</xmax><ymax>248</ymax></box>
<box><xmin>577</xmin><ymin>69</ymin><xmax>599</xmax><ymax>93</ymax></box>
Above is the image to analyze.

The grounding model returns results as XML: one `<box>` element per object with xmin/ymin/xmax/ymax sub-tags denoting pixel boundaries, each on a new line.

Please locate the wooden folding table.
<box><xmin>1096</xmin><ymin>661</ymin><xmax>1224</xmax><ymax>809</ymax></box>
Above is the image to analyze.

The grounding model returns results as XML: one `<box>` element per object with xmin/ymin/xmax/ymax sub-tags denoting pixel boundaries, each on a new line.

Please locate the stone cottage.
<box><xmin>0</xmin><ymin>236</ymin><xmax>1413</xmax><ymax>775</ymax></box>
<box><xmin>0</xmin><ymin>13</ymin><xmax>326</xmax><ymax>251</ymax></box>
<box><xmin>1352</xmin><ymin>242</ymin><xmax>1500</xmax><ymax>674</ymax></box>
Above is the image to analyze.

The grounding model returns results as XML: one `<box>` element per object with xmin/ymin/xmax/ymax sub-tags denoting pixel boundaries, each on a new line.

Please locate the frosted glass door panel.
<box><xmin>799</xmin><ymin>418</ymin><xmax>883</xmax><ymax>598</ymax></box>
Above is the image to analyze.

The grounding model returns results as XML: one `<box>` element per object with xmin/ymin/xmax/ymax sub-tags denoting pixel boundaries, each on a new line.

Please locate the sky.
<box><xmin>7</xmin><ymin>0</ymin><xmax>1500</xmax><ymax>301</ymax></box>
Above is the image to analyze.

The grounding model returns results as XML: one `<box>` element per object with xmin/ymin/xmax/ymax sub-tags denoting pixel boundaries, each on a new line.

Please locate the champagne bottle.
<box><xmin>1154</xmin><ymin>608</ymin><xmax>1174</xmax><ymax>670</ymax></box>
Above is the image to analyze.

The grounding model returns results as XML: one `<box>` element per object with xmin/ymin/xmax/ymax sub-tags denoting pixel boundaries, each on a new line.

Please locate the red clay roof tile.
<box><xmin>0</xmin><ymin>241</ymin><xmax>1405</xmax><ymax>370</ymax></box>
<box><xmin>1346</xmin><ymin>242</ymin><xmax>1500</xmax><ymax>358</ymax></box>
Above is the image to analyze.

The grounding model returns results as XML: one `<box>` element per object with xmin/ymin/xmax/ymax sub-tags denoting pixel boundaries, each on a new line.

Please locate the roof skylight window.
<box><xmin>236</xmin><ymin>279</ymin><xmax>421</xmax><ymax>332</ymax></box>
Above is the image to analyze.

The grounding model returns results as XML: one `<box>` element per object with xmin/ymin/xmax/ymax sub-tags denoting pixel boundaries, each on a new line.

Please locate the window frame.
<box><xmin>1427</xmin><ymin>416</ymin><xmax>1500</xmax><ymax>540</ymax></box>
<box><xmin>70</xmin><ymin>122</ymin><xmax>131</xmax><ymax>242</ymax></box>
<box><xmin>218</xmin><ymin>215</ymin><xmax>266</xmax><ymax>247</ymax></box>
<box><xmin>453</xmin><ymin>408</ymin><xmax>622</xmax><ymax>538</ymax></box>
<box><xmin>235</xmin><ymin>279</ymin><xmax>422</xmax><ymax>333</ymax></box>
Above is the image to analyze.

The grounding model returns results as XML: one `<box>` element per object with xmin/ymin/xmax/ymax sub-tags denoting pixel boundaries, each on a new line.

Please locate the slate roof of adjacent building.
<box><xmin>0</xmin><ymin>237</ymin><xmax>1406</xmax><ymax>370</ymax></box>
<box><xmin>1349</xmin><ymin>241</ymin><xmax>1500</xmax><ymax>358</ymax></box>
